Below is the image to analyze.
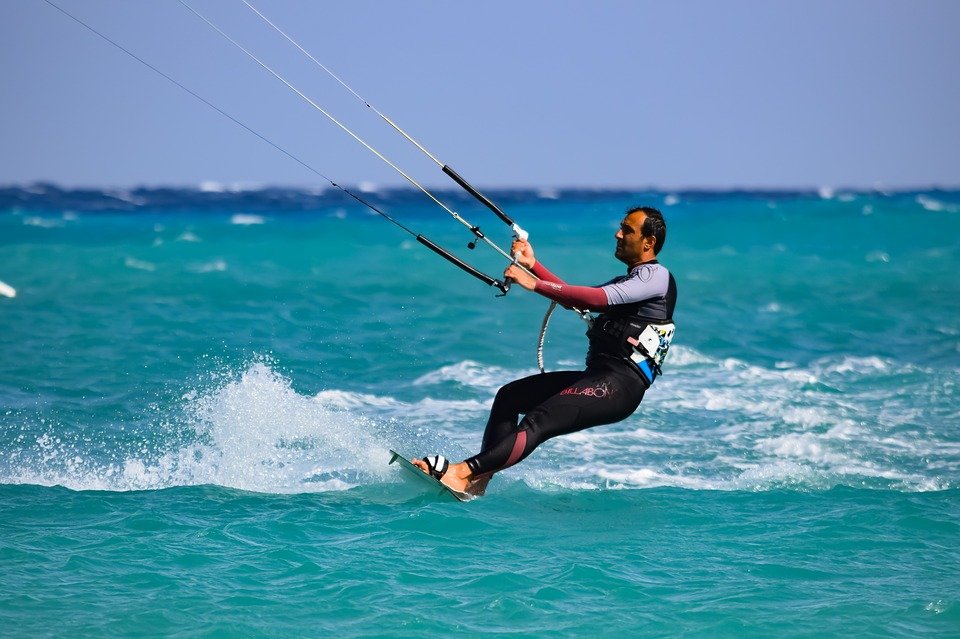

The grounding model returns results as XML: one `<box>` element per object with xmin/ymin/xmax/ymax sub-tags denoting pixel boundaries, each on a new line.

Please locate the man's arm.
<box><xmin>530</xmin><ymin>261</ymin><xmax>564</xmax><ymax>286</ymax></box>
<box><xmin>511</xmin><ymin>238</ymin><xmax>565</xmax><ymax>285</ymax></box>
<box><xmin>533</xmin><ymin>279</ymin><xmax>608</xmax><ymax>309</ymax></box>
<box><xmin>508</xmin><ymin>263</ymin><xmax>671</xmax><ymax>312</ymax></box>
<box><xmin>505</xmin><ymin>238</ymin><xmax>604</xmax><ymax>309</ymax></box>
<box><xmin>504</xmin><ymin>260</ymin><xmax>609</xmax><ymax>310</ymax></box>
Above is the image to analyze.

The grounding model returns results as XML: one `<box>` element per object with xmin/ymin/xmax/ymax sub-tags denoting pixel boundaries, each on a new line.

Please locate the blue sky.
<box><xmin>3</xmin><ymin>0</ymin><xmax>958</xmax><ymax>189</ymax></box>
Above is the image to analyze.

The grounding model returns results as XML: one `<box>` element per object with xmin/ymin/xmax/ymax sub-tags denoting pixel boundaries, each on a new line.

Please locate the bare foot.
<box><xmin>412</xmin><ymin>458</ymin><xmax>473</xmax><ymax>493</ymax></box>
<box><xmin>466</xmin><ymin>474</ymin><xmax>492</xmax><ymax>497</ymax></box>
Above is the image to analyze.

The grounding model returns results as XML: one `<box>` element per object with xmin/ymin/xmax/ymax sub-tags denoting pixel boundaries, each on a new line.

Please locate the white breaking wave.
<box><xmin>2</xmin><ymin>364</ymin><xmax>399</xmax><ymax>493</ymax></box>
<box><xmin>188</xmin><ymin>259</ymin><xmax>228</xmax><ymax>273</ymax></box>
<box><xmin>200</xmin><ymin>181</ymin><xmax>262</xmax><ymax>193</ymax></box>
<box><xmin>916</xmin><ymin>195</ymin><xmax>958</xmax><ymax>213</ymax></box>
<box><xmin>522</xmin><ymin>347</ymin><xmax>955</xmax><ymax>493</ymax></box>
<box><xmin>230</xmin><ymin>214</ymin><xmax>266</xmax><ymax>225</ymax></box>
<box><xmin>23</xmin><ymin>216</ymin><xmax>63</xmax><ymax>228</ymax></box>
<box><xmin>2</xmin><ymin>350</ymin><xmax>955</xmax><ymax>494</ymax></box>
<box><xmin>177</xmin><ymin>231</ymin><xmax>202</xmax><ymax>242</ymax></box>
<box><xmin>124</xmin><ymin>257</ymin><xmax>156</xmax><ymax>272</ymax></box>
<box><xmin>413</xmin><ymin>360</ymin><xmax>535</xmax><ymax>391</ymax></box>
<box><xmin>315</xmin><ymin>389</ymin><xmax>488</xmax><ymax>419</ymax></box>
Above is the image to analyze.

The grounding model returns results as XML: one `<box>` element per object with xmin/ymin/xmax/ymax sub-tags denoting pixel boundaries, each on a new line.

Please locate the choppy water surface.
<box><xmin>2</xmin><ymin>189</ymin><xmax>958</xmax><ymax>637</ymax></box>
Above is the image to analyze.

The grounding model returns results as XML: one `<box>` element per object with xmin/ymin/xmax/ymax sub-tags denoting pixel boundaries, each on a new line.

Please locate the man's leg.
<box><xmin>413</xmin><ymin>371</ymin><xmax>586</xmax><ymax>495</ymax></box>
<box><xmin>465</xmin><ymin>366</ymin><xmax>647</xmax><ymax>478</ymax></box>
<box><xmin>480</xmin><ymin>371</ymin><xmax>586</xmax><ymax>454</ymax></box>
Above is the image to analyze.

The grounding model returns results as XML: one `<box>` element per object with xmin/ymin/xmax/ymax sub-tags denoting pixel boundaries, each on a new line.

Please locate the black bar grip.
<box><xmin>417</xmin><ymin>234</ymin><xmax>507</xmax><ymax>294</ymax></box>
<box><xmin>442</xmin><ymin>165</ymin><xmax>514</xmax><ymax>226</ymax></box>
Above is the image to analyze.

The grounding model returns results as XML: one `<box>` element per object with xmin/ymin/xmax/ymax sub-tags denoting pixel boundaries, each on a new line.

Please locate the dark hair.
<box><xmin>626</xmin><ymin>206</ymin><xmax>667</xmax><ymax>254</ymax></box>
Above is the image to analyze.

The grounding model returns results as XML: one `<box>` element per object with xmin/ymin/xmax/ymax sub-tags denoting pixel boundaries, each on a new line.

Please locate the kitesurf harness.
<box><xmin>588</xmin><ymin>315</ymin><xmax>675</xmax><ymax>384</ymax></box>
<box><xmin>537</xmin><ymin>301</ymin><xmax>676</xmax><ymax>383</ymax></box>
<box><xmin>584</xmin><ymin>263</ymin><xmax>677</xmax><ymax>384</ymax></box>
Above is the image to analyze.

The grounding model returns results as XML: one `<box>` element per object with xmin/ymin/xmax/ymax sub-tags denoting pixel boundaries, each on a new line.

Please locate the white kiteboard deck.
<box><xmin>388</xmin><ymin>450</ymin><xmax>470</xmax><ymax>502</ymax></box>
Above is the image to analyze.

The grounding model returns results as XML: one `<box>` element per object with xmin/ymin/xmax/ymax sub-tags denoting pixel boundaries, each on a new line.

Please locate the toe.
<box><xmin>412</xmin><ymin>459</ymin><xmax>429</xmax><ymax>474</ymax></box>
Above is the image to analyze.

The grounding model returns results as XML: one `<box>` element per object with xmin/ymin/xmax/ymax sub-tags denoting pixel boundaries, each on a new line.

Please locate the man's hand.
<box><xmin>504</xmin><ymin>264</ymin><xmax>537</xmax><ymax>291</ymax></box>
<box><xmin>510</xmin><ymin>239</ymin><xmax>536</xmax><ymax>269</ymax></box>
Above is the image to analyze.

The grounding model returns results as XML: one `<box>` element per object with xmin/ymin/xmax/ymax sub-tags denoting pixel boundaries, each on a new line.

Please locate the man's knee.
<box><xmin>493</xmin><ymin>379</ymin><xmax>526</xmax><ymax>407</ymax></box>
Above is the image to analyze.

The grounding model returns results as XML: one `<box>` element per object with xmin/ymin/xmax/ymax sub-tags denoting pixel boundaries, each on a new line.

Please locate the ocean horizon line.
<box><xmin>2</xmin><ymin>181</ymin><xmax>958</xmax><ymax>213</ymax></box>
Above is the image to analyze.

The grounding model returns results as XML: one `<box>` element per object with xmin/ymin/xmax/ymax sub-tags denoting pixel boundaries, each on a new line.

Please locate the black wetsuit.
<box><xmin>465</xmin><ymin>260</ymin><xmax>677</xmax><ymax>477</ymax></box>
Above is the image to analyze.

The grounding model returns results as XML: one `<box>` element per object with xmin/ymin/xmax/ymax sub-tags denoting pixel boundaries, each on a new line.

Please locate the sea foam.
<box><xmin>1</xmin><ymin>348</ymin><xmax>954</xmax><ymax>494</ymax></box>
<box><xmin>1</xmin><ymin>364</ymin><xmax>398</xmax><ymax>493</ymax></box>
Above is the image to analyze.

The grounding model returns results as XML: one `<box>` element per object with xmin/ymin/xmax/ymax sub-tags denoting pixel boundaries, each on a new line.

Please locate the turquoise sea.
<box><xmin>1</xmin><ymin>187</ymin><xmax>959</xmax><ymax>637</ymax></box>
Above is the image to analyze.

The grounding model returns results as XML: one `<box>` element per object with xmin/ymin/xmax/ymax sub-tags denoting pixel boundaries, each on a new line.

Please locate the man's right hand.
<box><xmin>511</xmin><ymin>239</ymin><xmax>536</xmax><ymax>269</ymax></box>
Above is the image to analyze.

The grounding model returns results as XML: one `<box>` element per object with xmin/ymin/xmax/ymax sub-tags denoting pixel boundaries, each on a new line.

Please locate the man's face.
<box><xmin>614</xmin><ymin>211</ymin><xmax>652</xmax><ymax>265</ymax></box>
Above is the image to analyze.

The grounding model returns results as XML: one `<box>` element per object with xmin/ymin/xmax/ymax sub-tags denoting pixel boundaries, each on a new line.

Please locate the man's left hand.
<box><xmin>504</xmin><ymin>264</ymin><xmax>537</xmax><ymax>291</ymax></box>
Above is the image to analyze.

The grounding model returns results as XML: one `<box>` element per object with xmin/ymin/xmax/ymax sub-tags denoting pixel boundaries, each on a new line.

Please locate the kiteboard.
<box><xmin>388</xmin><ymin>449</ymin><xmax>469</xmax><ymax>502</ymax></box>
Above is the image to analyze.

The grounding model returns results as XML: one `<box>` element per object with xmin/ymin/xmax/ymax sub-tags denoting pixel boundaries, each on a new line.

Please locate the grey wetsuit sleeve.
<box><xmin>600</xmin><ymin>264</ymin><xmax>671</xmax><ymax>306</ymax></box>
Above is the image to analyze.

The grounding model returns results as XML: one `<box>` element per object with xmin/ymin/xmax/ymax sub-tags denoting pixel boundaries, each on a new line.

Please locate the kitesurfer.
<box><xmin>415</xmin><ymin>206</ymin><xmax>678</xmax><ymax>495</ymax></box>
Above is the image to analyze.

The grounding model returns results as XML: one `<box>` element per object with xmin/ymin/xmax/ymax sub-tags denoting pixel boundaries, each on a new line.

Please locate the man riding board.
<box><xmin>415</xmin><ymin>206</ymin><xmax>677</xmax><ymax>496</ymax></box>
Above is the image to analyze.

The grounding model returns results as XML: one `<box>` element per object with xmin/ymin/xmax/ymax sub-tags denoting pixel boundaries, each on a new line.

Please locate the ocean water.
<box><xmin>1</xmin><ymin>187</ymin><xmax>959</xmax><ymax>637</ymax></box>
